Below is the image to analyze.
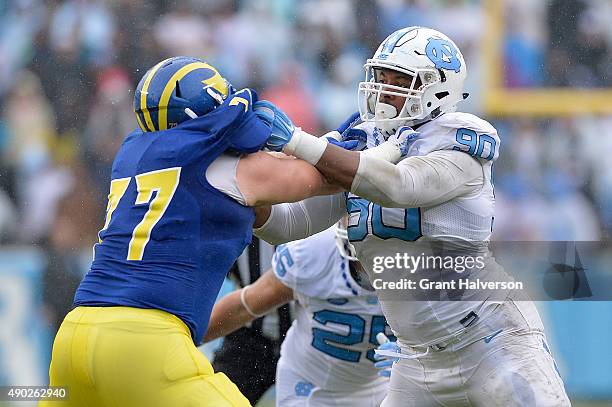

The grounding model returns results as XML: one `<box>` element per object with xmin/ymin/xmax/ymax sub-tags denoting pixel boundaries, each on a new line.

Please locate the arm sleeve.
<box><xmin>351</xmin><ymin>150</ymin><xmax>484</xmax><ymax>208</ymax></box>
<box><xmin>254</xmin><ymin>193</ymin><xmax>346</xmax><ymax>245</ymax></box>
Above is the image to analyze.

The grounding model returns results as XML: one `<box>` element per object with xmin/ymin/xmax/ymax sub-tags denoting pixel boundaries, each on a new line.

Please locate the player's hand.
<box><xmin>341</xmin><ymin>127</ymin><xmax>368</xmax><ymax>145</ymax></box>
<box><xmin>254</xmin><ymin>100</ymin><xmax>296</xmax><ymax>152</ymax></box>
<box><xmin>374</xmin><ymin>333</ymin><xmax>400</xmax><ymax>377</ymax></box>
<box><xmin>388</xmin><ymin>126</ymin><xmax>419</xmax><ymax>159</ymax></box>
<box><xmin>338</xmin><ymin>112</ymin><xmax>368</xmax><ymax>145</ymax></box>
<box><xmin>326</xmin><ymin>112</ymin><xmax>368</xmax><ymax>146</ymax></box>
<box><xmin>336</xmin><ymin>111</ymin><xmax>361</xmax><ymax>134</ymax></box>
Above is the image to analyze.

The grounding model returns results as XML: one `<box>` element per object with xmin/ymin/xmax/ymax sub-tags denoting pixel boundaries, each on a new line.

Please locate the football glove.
<box><xmin>336</xmin><ymin>111</ymin><xmax>361</xmax><ymax>134</ymax></box>
<box><xmin>389</xmin><ymin>126</ymin><xmax>418</xmax><ymax>158</ymax></box>
<box><xmin>325</xmin><ymin>138</ymin><xmax>360</xmax><ymax>150</ymax></box>
<box><xmin>374</xmin><ymin>333</ymin><xmax>400</xmax><ymax>378</ymax></box>
<box><xmin>325</xmin><ymin>112</ymin><xmax>368</xmax><ymax>146</ymax></box>
<box><xmin>254</xmin><ymin>100</ymin><xmax>296</xmax><ymax>152</ymax></box>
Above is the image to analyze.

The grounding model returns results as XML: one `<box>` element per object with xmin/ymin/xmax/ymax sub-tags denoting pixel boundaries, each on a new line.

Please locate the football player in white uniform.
<box><xmin>205</xmin><ymin>224</ymin><xmax>393</xmax><ymax>406</ymax></box>
<box><xmin>248</xmin><ymin>27</ymin><xmax>571</xmax><ymax>406</ymax></box>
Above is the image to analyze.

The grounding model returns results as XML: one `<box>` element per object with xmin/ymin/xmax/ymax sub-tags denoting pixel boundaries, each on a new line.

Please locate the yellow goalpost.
<box><xmin>482</xmin><ymin>0</ymin><xmax>612</xmax><ymax>116</ymax></box>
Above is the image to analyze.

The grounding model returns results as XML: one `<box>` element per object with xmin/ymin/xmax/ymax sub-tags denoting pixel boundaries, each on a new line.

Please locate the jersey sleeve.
<box><xmin>430</xmin><ymin>112</ymin><xmax>500</xmax><ymax>163</ymax></box>
<box><xmin>271</xmin><ymin>227</ymin><xmax>338</xmax><ymax>298</ymax></box>
<box><xmin>352</xmin><ymin>149</ymin><xmax>483</xmax><ymax>208</ymax></box>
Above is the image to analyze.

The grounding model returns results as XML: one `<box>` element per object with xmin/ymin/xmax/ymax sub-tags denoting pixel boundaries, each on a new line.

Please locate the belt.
<box><xmin>376</xmin><ymin>310</ymin><xmax>481</xmax><ymax>360</ymax></box>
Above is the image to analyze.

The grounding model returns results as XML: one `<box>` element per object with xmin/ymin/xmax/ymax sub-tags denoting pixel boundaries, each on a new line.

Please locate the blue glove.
<box><xmin>326</xmin><ymin>138</ymin><xmax>359</xmax><ymax>150</ymax></box>
<box><xmin>336</xmin><ymin>111</ymin><xmax>361</xmax><ymax>134</ymax></box>
<box><xmin>342</xmin><ymin>127</ymin><xmax>368</xmax><ymax>144</ymax></box>
<box><xmin>253</xmin><ymin>100</ymin><xmax>296</xmax><ymax>152</ymax></box>
<box><xmin>374</xmin><ymin>339</ymin><xmax>400</xmax><ymax>378</ymax></box>
<box><xmin>336</xmin><ymin>112</ymin><xmax>368</xmax><ymax>145</ymax></box>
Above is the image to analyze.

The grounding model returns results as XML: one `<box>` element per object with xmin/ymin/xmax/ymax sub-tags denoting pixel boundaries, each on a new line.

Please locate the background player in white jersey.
<box><xmin>248</xmin><ymin>27</ymin><xmax>571</xmax><ymax>406</ymax></box>
<box><xmin>205</xmin><ymin>224</ymin><xmax>394</xmax><ymax>407</ymax></box>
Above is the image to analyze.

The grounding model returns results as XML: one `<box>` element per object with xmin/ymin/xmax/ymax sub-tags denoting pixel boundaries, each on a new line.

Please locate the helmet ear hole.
<box><xmin>175</xmin><ymin>80</ymin><xmax>182</xmax><ymax>98</ymax></box>
<box><xmin>430</xmin><ymin>107</ymin><xmax>442</xmax><ymax>119</ymax></box>
<box><xmin>435</xmin><ymin>91</ymin><xmax>449</xmax><ymax>100</ymax></box>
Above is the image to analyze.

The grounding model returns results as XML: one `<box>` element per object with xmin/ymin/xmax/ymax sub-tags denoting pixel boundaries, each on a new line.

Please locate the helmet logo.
<box><xmin>380</xmin><ymin>27</ymin><xmax>418</xmax><ymax>54</ymax></box>
<box><xmin>201</xmin><ymin>67</ymin><xmax>229</xmax><ymax>99</ymax></box>
<box><xmin>425</xmin><ymin>38</ymin><xmax>461</xmax><ymax>73</ymax></box>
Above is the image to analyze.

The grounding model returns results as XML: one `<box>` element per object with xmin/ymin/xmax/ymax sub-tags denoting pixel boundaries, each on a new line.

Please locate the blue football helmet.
<box><xmin>134</xmin><ymin>56</ymin><xmax>234</xmax><ymax>132</ymax></box>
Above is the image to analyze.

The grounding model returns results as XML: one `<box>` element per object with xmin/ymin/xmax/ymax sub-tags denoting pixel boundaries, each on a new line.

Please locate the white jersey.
<box><xmin>271</xmin><ymin>227</ymin><xmax>391</xmax><ymax>392</ymax></box>
<box><xmin>347</xmin><ymin>112</ymin><xmax>511</xmax><ymax>348</ymax></box>
<box><xmin>360</xmin><ymin>111</ymin><xmax>497</xmax><ymax>241</ymax></box>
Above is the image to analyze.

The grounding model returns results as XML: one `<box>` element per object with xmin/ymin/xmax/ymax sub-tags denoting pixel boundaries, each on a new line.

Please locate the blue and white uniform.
<box><xmin>253</xmin><ymin>112</ymin><xmax>570</xmax><ymax>406</ymax></box>
<box><xmin>272</xmin><ymin>227</ymin><xmax>392</xmax><ymax>407</ymax></box>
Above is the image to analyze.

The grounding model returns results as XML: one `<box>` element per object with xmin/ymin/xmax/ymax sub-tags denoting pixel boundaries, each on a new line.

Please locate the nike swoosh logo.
<box><xmin>483</xmin><ymin>329</ymin><xmax>503</xmax><ymax>344</ymax></box>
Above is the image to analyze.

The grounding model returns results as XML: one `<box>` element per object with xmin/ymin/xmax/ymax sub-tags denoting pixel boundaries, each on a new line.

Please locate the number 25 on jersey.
<box><xmin>98</xmin><ymin>167</ymin><xmax>181</xmax><ymax>261</ymax></box>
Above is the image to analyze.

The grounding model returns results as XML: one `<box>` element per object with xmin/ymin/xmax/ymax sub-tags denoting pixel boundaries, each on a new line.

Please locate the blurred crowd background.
<box><xmin>0</xmin><ymin>0</ymin><xmax>611</xmax><ymax>404</ymax></box>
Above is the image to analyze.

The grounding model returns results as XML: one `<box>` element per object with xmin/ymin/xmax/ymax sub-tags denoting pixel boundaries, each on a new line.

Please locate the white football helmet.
<box><xmin>358</xmin><ymin>27</ymin><xmax>468</xmax><ymax>138</ymax></box>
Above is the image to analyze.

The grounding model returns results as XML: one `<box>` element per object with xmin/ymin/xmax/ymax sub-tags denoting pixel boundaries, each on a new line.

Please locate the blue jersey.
<box><xmin>74</xmin><ymin>101</ymin><xmax>269</xmax><ymax>345</ymax></box>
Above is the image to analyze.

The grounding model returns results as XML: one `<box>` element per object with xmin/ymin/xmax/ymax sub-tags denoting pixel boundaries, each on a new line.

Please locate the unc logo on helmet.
<box><xmin>425</xmin><ymin>38</ymin><xmax>462</xmax><ymax>73</ymax></box>
<box><xmin>133</xmin><ymin>56</ymin><xmax>234</xmax><ymax>132</ymax></box>
<box><xmin>380</xmin><ymin>27</ymin><xmax>419</xmax><ymax>55</ymax></box>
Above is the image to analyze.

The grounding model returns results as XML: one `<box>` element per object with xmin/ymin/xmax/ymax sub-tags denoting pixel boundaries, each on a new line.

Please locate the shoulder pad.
<box><xmin>271</xmin><ymin>228</ymin><xmax>338</xmax><ymax>296</ymax></box>
<box><xmin>436</xmin><ymin>112</ymin><xmax>497</xmax><ymax>136</ymax></box>
<box><xmin>408</xmin><ymin>112</ymin><xmax>500</xmax><ymax>163</ymax></box>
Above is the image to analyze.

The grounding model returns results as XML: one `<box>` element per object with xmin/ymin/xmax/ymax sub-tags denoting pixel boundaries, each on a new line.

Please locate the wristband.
<box><xmin>282</xmin><ymin>129</ymin><xmax>328</xmax><ymax>165</ymax></box>
<box><xmin>240</xmin><ymin>285</ymin><xmax>266</xmax><ymax>318</ymax></box>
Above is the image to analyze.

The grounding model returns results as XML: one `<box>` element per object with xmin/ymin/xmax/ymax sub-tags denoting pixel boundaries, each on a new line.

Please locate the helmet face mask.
<box><xmin>358</xmin><ymin>27</ymin><xmax>467</xmax><ymax>138</ymax></box>
<box><xmin>335</xmin><ymin>221</ymin><xmax>358</xmax><ymax>262</ymax></box>
<box><xmin>358</xmin><ymin>63</ymin><xmax>441</xmax><ymax>137</ymax></box>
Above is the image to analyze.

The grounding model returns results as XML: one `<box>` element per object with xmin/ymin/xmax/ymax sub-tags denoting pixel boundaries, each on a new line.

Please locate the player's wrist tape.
<box><xmin>282</xmin><ymin>129</ymin><xmax>328</xmax><ymax>165</ymax></box>
<box><xmin>240</xmin><ymin>285</ymin><xmax>266</xmax><ymax>318</ymax></box>
<box><xmin>360</xmin><ymin>140</ymin><xmax>403</xmax><ymax>164</ymax></box>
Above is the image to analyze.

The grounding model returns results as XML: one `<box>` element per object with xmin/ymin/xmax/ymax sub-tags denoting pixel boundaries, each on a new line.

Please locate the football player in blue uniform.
<box><xmin>41</xmin><ymin>56</ymin><xmax>340</xmax><ymax>407</ymax></box>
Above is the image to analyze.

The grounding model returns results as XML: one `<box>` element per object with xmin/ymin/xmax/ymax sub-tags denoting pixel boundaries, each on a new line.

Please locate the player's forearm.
<box><xmin>238</xmin><ymin>151</ymin><xmax>341</xmax><ymax>207</ymax></box>
<box><xmin>315</xmin><ymin>144</ymin><xmax>360</xmax><ymax>189</ymax></box>
<box><xmin>285</xmin><ymin>129</ymin><xmax>407</xmax><ymax>190</ymax></box>
<box><xmin>282</xmin><ymin>129</ymin><xmax>360</xmax><ymax>189</ymax></box>
<box><xmin>204</xmin><ymin>291</ymin><xmax>253</xmax><ymax>342</ymax></box>
<box><xmin>204</xmin><ymin>272</ymin><xmax>293</xmax><ymax>342</ymax></box>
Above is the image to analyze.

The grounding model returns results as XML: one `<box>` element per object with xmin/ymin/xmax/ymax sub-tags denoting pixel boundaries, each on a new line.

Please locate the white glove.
<box><xmin>361</xmin><ymin>126</ymin><xmax>419</xmax><ymax>164</ymax></box>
